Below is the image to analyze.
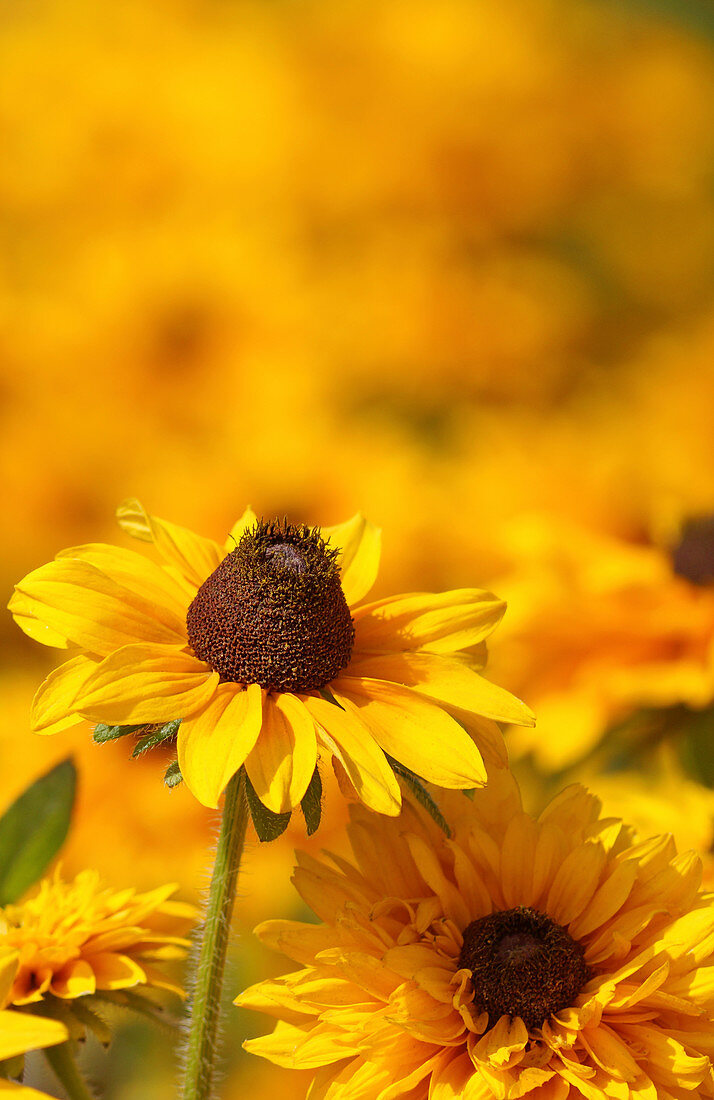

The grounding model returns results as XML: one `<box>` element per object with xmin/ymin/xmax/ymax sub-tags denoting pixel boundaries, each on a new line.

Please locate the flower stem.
<box><xmin>44</xmin><ymin>1041</ymin><xmax>95</xmax><ymax>1100</ymax></box>
<box><xmin>181</xmin><ymin>767</ymin><xmax>249</xmax><ymax>1100</ymax></box>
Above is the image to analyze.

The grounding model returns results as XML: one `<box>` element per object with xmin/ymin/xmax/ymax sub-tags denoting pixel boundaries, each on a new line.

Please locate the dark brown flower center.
<box><xmin>459</xmin><ymin>906</ymin><xmax>590</xmax><ymax>1032</ymax></box>
<box><xmin>186</xmin><ymin>519</ymin><xmax>354</xmax><ymax>692</ymax></box>
<box><xmin>672</xmin><ymin>515</ymin><xmax>714</xmax><ymax>586</ymax></box>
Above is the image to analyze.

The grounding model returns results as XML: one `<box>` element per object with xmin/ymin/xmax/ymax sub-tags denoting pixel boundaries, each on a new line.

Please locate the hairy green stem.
<box><xmin>44</xmin><ymin>1041</ymin><xmax>95</xmax><ymax>1100</ymax></box>
<box><xmin>181</xmin><ymin>768</ymin><xmax>249</xmax><ymax>1100</ymax></box>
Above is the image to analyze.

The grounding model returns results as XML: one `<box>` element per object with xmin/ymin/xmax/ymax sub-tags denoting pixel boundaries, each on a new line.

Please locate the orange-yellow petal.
<box><xmin>245</xmin><ymin>693</ymin><xmax>317</xmax><ymax>813</ymax></box>
<box><xmin>89</xmin><ymin>952</ymin><xmax>147</xmax><ymax>990</ymax></box>
<box><xmin>116</xmin><ymin>498</ymin><xmax>223</xmax><ymax>589</ymax></box>
<box><xmin>0</xmin><ymin>1011</ymin><xmax>68</xmax><ymax>1060</ymax></box>
<box><xmin>178</xmin><ymin>683</ymin><xmax>264</xmax><ymax>808</ymax></box>
<box><xmin>56</xmin><ymin>543</ymin><xmax>190</xmax><ymax>617</ymax></box>
<box><xmin>75</xmin><ymin>643</ymin><xmax>219</xmax><ymax>723</ymax></box>
<box><xmin>50</xmin><ymin>959</ymin><xmax>96</xmax><ymax>999</ymax></box>
<box><xmin>323</xmin><ymin>514</ymin><xmax>381</xmax><ymax>607</ymax></box>
<box><xmin>31</xmin><ymin>655</ymin><xmax>97</xmax><ymax>735</ymax></box>
<box><xmin>10</xmin><ymin>558</ymin><xmax>186</xmax><ymax>656</ymax></box>
<box><xmin>345</xmin><ymin>651</ymin><xmax>534</xmax><ymax>727</ymax></box>
<box><xmin>303</xmin><ymin>695</ymin><xmax>401</xmax><ymax>816</ymax></box>
<box><xmin>332</xmin><ymin>678</ymin><xmax>487</xmax><ymax>789</ymax></box>
<box><xmin>353</xmin><ymin>589</ymin><xmax>506</xmax><ymax>654</ymax></box>
<box><xmin>226</xmin><ymin>506</ymin><xmax>259</xmax><ymax>551</ymax></box>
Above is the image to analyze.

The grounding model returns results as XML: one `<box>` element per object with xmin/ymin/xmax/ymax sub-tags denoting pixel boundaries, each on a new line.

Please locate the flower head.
<box><xmin>0</xmin><ymin>868</ymin><xmax>195</xmax><ymax>1012</ymax></box>
<box><xmin>490</xmin><ymin>513</ymin><xmax>714</xmax><ymax>769</ymax></box>
<box><xmin>239</xmin><ymin>773</ymin><xmax>714</xmax><ymax>1100</ymax></box>
<box><xmin>9</xmin><ymin>501</ymin><xmax>532</xmax><ymax>813</ymax></box>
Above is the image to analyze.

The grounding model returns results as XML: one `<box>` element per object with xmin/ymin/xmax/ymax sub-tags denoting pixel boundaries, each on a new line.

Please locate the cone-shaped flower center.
<box><xmin>459</xmin><ymin>906</ymin><xmax>590</xmax><ymax>1031</ymax></box>
<box><xmin>186</xmin><ymin>519</ymin><xmax>354</xmax><ymax>692</ymax></box>
<box><xmin>672</xmin><ymin>515</ymin><xmax>714</xmax><ymax>586</ymax></box>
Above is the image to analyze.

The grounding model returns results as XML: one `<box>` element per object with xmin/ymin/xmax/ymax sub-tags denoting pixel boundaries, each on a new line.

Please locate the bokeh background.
<box><xmin>3</xmin><ymin>0</ymin><xmax>714</xmax><ymax>1096</ymax></box>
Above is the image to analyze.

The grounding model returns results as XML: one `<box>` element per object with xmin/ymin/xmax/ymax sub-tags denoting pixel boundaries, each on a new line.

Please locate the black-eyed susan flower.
<box><xmin>238</xmin><ymin>772</ymin><xmax>714</xmax><ymax>1100</ymax></box>
<box><xmin>0</xmin><ymin>868</ymin><xmax>195</xmax><ymax>1014</ymax></box>
<box><xmin>9</xmin><ymin>501</ymin><xmax>532</xmax><ymax>815</ymax></box>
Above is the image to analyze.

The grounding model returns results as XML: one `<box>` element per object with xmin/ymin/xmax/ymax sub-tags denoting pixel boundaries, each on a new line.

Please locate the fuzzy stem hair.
<box><xmin>180</xmin><ymin>768</ymin><xmax>249</xmax><ymax>1100</ymax></box>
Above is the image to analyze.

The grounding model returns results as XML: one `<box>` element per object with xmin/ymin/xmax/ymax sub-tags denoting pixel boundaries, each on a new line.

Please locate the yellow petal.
<box><xmin>6</xmin><ymin>597</ymin><xmax>69</xmax><ymax>649</ymax></box>
<box><xmin>56</xmin><ymin>543</ymin><xmax>190</xmax><ymax>617</ymax></box>
<box><xmin>178</xmin><ymin>683</ymin><xmax>264</xmax><ymax>808</ymax></box>
<box><xmin>11</xmin><ymin>558</ymin><xmax>186</xmax><ymax>656</ymax></box>
<box><xmin>0</xmin><ymin>952</ymin><xmax>19</xmax><ymax>1004</ymax></box>
<box><xmin>353</xmin><ymin>589</ymin><xmax>506</xmax><ymax>654</ymax></box>
<box><xmin>31</xmin><ymin>655</ymin><xmax>97</xmax><ymax>734</ymax></box>
<box><xmin>332</xmin><ymin>678</ymin><xmax>487</xmax><ymax>789</ymax></box>
<box><xmin>546</xmin><ymin>841</ymin><xmax>608</xmax><ymax>926</ymax></box>
<box><xmin>226</xmin><ymin>506</ymin><xmax>259</xmax><ymax>550</ymax></box>
<box><xmin>89</xmin><ymin>952</ymin><xmax>148</xmax><ymax>990</ymax></box>
<box><xmin>75</xmin><ymin>643</ymin><xmax>219</xmax><ymax>723</ymax></box>
<box><xmin>0</xmin><ymin>1011</ymin><xmax>68</xmax><ymax>1060</ymax></box>
<box><xmin>323</xmin><ymin>514</ymin><xmax>381</xmax><ymax>607</ymax></box>
<box><xmin>303</xmin><ymin>695</ymin><xmax>401</xmax><ymax>817</ymax></box>
<box><xmin>345</xmin><ymin>651</ymin><xmax>534</xmax><ymax>727</ymax></box>
<box><xmin>50</xmin><ymin>959</ymin><xmax>96</xmax><ymax>998</ymax></box>
<box><xmin>245</xmin><ymin>693</ymin><xmax>317</xmax><ymax>813</ymax></box>
<box><xmin>116</xmin><ymin>498</ymin><xmax>223</xmax><ymax>589</ymax></box>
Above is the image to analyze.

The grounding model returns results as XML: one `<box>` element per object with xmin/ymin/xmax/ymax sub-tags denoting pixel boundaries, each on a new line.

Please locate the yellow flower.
<box><xmin>490</xmin><ymin>513</ymin><xmax>714</xmax><ymax>769</ymax></box>
<box><xmin>238</xmin><ymin>773</ymin><xmax>714</xmax><ymax>1100</ymax></box>
<box><xmin>0</xmin><ymin>951</ymin><xmax>68</xmax><ymax>1098</ymax></box>
<box><xmin>9</xmin><ymin>501</ymin><xmax>532</xmax><ymax>813</ymax></box>
<box><xmin>0</xmin><ymin>868</ymin><xmax>195</xmax><ymax>1010</ymax></box>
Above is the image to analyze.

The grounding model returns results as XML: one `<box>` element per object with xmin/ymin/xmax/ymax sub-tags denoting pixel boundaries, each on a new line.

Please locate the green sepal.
<box><xmin>92</xmin><ymin>990</ymin><xmax>182</xmax><ymax>1038</ymax></box>
<box><xmin>164</xmin><ymin>760</ymin><xmax>183</xmax><ymax>788</ymax></box>
<box><xmin>131</xmin><ymin>720</ymin><xmax>181</xmax><ymax>759</ymax></box>
<box><xmin>386</xmin><ymin>757</ymin><xmax>451</xmax><ymax>838</ymax></box>
<box><xmin>0</xmin><ymin>759</ymin><xmax>77</xmax><ymax>905</ymax></box>
<box><xmin>300</xmin><ymin>767</ymin><xmax>323</xmax><ymax>836</ymax></box>
<box><xmin>245</xmin><ymin>772</ymin><xmax>291</xmax><ymax>842</ymax></box>
<box><xmin>66</xmin><ymin>999</ymin><xmax>113</xmax><ymax>1047</ymax></box>
<box><xmin>93</xmin><ymin>723</ymin><xmax>145</xmax><ymax>744</ymax></box>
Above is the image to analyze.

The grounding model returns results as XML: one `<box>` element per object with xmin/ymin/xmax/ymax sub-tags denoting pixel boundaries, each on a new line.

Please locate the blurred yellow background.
<box><xmin>3</xmin><ymin>0</ymin><xmax>714</xmax><ymax>1096</ymax></box>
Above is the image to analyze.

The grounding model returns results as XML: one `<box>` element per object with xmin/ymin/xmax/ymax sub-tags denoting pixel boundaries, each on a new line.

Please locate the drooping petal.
<box><xmin>10</xmin><ymin>558</ymin><xmax>187</xmax><ymax>656</ymax></box>
<box><xmin>178</xmin><ymin>683</ymin><xmax>264</xmax><ymax>808</ymax></box>
<box><xmin>116</xmin><ymin>498</ymin><xmax>223</xmax><ymax>589</ymax></box>
<box><xmin>322</xmin><ymin>514</ymin><xmax>381</xmax><ymax>607</ymax></box>
<box><xmin>303</xmin><ymin>695</ymin><xmax>401</xmax><ymax>817</ymax></box>
<box><xmin>345</xmin><ymin>651</ymin><xmax>534</xmax><ymax>727</ymax></box>
<box><xmin>353</xmin><ymin>589</ymin><xmax>506</xmax><ymax>654</ymax></box>
<box><xmin>31</xmin><ymin>655</ymin><xmax>98</xmax><ymax>734</ymax></box>
<box><xmin>332</xmin><ymin>678</ymin><xmax>487</xmax><ymax>789</ymax></box>
<box><xmin>0</xmin><ymin>1011</ymin><xmax>68</xmax><ymax>1060</ymax></box>
<box><xmin>226</xmin><ymin>506</ymin><xmax>259</xmax><ymax>551</ymax></box>
<box><xmin>245</xmin><ymin>693</ymin><xmax>317</xmax><ymax>814</ymax></box>
<box><xmin>75</xmin><ymin>643</ymin><xmax>219</xmax><ymax>723</ymax></box>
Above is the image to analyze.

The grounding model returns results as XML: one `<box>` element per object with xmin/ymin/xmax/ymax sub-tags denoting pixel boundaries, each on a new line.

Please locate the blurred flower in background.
<box><xmin>2</xmin><ymin>0</ymin><xmax>714</xmax><ymax>1096</ymax></box>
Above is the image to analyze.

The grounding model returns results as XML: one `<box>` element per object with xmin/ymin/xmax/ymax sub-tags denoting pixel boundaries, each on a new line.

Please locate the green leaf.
<box><xmin>131</xmin><ymin>720</ymin><xmax>181</xmax><ymax>758</ymax></box>
<box><xmin>0</xmin><ymin>759</ymin><xmax>77</xmax><ymax>904</ymax></box>
<box><xmin>386</xmin><ymin>756</ymin><xmax>451</xmax><ymax>838</ymax></box>
<box><xmin>245</xmin><ymin>773</ymin><xmax>291</xmax><ymax>842</ymax></box>
<box><xmin>300</xmin><ymin>768</ymin><xmax>323</xmax><ymax>837</ymax></box>
<box><xmin>93</xmin><ymin>722</ymin><xmax>145</xmax><ymax>744</ymax></box>
<box><xmin>164</xmin><ymin>760</ymin><xmax>183</xmax><ymax>788</ymax></box>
